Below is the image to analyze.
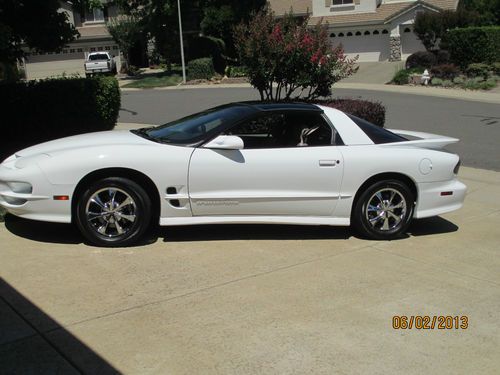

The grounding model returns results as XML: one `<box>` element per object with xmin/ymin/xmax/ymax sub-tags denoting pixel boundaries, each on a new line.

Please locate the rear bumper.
<box><xmin>415</xmin><ymin>178</ymin><xmax>467</xmax><ymax>218</ymax></box>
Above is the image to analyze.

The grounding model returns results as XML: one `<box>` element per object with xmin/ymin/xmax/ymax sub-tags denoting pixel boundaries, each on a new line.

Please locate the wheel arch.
<box><xmin>351</xmin><ymin>172</ymin><xmax>418</xmax><ymax>216</ymax></box>
<box><xmin>71</xmin><ymin>168</ymin><xmax>161</xmax><ymax>223</ymax></box>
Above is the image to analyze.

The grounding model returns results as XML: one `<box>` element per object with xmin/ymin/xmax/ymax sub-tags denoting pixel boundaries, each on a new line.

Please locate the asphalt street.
<box><xmin>119</xmin><ymin>87</ymin><xmax>500</xmax><ymax>171</ymax></box>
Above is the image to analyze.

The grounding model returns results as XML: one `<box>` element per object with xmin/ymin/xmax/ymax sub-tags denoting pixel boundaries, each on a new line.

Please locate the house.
<box><xmin>22</xmin><ymin>1</ymin><xmax>123</xmax><ymax>80</ymax></box>
<box><xmin>269</xmin><ymin>0</ymin><xmax>458</xmax><ymax>62</ymax></box>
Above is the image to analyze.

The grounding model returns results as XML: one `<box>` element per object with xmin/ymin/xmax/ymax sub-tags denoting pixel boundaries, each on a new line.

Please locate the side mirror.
<box><xmin>203</xmin><ymin>135</ymin><xmax>244</xmax><ymax>150</ymax></box>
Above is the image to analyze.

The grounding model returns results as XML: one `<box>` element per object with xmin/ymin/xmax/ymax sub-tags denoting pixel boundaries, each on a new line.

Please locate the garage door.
<box><xmin>25</xmin><ymin>52</ymin><xmax>85</xmax><ymax>80</ymax></box>
<box><xmin>331</xmin><ymin>33</ymin><xmax>390</xmax><ymax>62</ymax></box>
<box><xmin>401</xmin><ymin>28</ymin><xmax>425</xmax><ymax>59</ymax></box>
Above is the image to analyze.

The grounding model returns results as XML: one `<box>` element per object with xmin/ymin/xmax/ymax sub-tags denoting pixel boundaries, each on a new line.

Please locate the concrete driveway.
<box><xmin>1</xmin><ymin>167</ymin><xmax>499</xmax><ymax>374</ymax></box>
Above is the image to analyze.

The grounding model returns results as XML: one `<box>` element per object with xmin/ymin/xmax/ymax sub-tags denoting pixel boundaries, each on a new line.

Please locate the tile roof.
<box><xmin>303</xmin><ymin>0</ymin><xmax>457</xmax><ymax>27</ymax></box>
<box><xmin>269</xmin><ymin>0</ymin><xmax>312</xmax><ymax>16</ymax></box>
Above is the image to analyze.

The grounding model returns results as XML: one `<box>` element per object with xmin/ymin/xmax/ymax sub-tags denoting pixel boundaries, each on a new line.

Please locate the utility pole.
<box><xmin>177</xmin><ymin>0</ymin><xmax>186</xmax><ymax>83</ymax></box>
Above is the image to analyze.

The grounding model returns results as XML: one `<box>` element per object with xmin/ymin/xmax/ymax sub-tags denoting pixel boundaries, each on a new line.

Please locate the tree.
<box><xmin>107</xmin><ymin>16</ymin><xmax>143</xmax><ymax>68</ymax></box>
<box><xmin>458</xmin><ymin>0</ymin><xmax>500</xmax><ymax>25</ymax></box>
<box><xmin>234</xmin><ymin>9</ymin><xmax>357</xmax><ymax>101</ymax></box>
<box><xmin>414</xmin><ymin>8</ymin><xmax>489</xmax><ymax>51</ymax></box>
<box><xmin>0</xmin><ymin>0</ymin><xmax>79</xmax><ymax>64</ymax></box>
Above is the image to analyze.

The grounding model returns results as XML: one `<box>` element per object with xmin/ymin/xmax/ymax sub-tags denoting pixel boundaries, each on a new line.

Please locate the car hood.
<box><xmin>14</xmin><ymin>130</ymin><xmax>153</xmax><ymax>158</ymax></box>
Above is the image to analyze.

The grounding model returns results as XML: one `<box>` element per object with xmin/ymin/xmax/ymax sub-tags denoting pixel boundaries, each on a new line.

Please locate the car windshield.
<box><xmin>89</xmin><ymin>53</ymin><xmax>109</xmax><ymax>61</ymax></box>
<box><xmin>348</xmin><ymin>115</ymin><xmax>407</xmax><ymax>144</ymax></box>
<box><xmin>137</xmin><ymin>105</ymin><xmax>255</xmax><ymax>145</ymax></box>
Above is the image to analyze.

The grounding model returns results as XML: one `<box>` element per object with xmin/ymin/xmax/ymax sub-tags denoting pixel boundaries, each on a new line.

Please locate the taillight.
<box><xmin>453</xmin><ymin>160</ymin><xmax>461</xmax><ymax>174</ymax></box>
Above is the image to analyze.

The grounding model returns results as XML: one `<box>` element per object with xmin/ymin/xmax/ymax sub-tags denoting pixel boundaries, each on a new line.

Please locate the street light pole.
<box><xmin>177</xmin><ymin>0</ymin><xmax>186</xmax><ymax>83</ymax></box>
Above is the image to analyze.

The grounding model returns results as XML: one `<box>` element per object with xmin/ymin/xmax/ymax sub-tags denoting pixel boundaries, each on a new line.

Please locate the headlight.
<box><xmin>453</xmin><ymin>160</ymin><xmax>461</xmax><ymax>175</ymax></box>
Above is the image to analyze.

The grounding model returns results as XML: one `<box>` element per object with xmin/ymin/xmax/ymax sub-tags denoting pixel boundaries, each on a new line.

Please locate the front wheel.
<box><xmin>76</xmin><ymin>177</ymin><xmax>151</xmax><ymax>247</ymax></box>
<box><xmin>352</xmin><ymin>180</ymin><xmax>414</xmax><ymax>240</ymax></box>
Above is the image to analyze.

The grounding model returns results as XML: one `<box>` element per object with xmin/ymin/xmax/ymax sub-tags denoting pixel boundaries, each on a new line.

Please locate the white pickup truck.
<box><xmin>84</xmin><ymin>52</ymin><xmax>117</xmax><ymax>77</ymax></box>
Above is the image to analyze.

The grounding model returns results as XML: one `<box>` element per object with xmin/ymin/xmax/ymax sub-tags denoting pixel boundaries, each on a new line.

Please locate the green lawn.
<box><xmin>123</xmin><ymin>71</ymin><xmax>183</xmax><ymax>88</ymax></box>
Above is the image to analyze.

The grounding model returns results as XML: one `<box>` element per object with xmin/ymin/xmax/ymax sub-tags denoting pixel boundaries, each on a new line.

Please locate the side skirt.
<box><xmin>160</xmin><ymin>216</ymin><xmax>350</xmax><ymax>227</ymax></box>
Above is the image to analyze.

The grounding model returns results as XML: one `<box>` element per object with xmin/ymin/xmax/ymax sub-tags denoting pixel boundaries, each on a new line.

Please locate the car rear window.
<box><xmin>89</xmin><ymin>53</ymin><xmax>109</xmax><ymax>61</ymax></box>
<box><xmin>348</xmin><ymin>115</ymin><xmax>407</xmax><ymax>144</ymax></box>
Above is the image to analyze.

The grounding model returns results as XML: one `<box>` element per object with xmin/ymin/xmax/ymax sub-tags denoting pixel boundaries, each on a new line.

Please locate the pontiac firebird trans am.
<box><xmin>0</xmin><ymin>102</ymin><xmax>466</xmax><ymax>246</ymax></box>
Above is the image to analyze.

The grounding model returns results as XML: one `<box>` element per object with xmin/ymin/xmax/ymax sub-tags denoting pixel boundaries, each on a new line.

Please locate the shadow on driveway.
<box><xmin>4</xmin><ymin>214</ymin><xmax>458</xmax><ymax>246</ymax></box>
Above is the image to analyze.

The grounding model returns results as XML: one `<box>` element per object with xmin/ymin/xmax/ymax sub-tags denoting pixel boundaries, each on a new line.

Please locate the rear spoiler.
<box><xmin>385</xmin><ymin>129</ymin><xmax>459</xmax><ymax>150</ymax></box>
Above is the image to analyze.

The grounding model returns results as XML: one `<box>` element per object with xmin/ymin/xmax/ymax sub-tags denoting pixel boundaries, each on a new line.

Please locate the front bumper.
<box><xmin>415</xmin><ymin>178</ymin><xmax>467</xmax><ymax>219</ymax></box>
<box><xmin>0</xmin><ymin>160</ymin><xmax>73</xmax><ymax>223</ymax></box>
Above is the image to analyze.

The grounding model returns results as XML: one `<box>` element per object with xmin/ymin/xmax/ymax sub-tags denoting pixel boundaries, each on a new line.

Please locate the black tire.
<box><xmin>76</xmin><ymin>177</ymin><xmax>152</xmax><ymax>247</ymax></box>
<box><xmin>352</xmin><ymin>179</ymin><xmax>414</xmax><ymax>240</ymax></box>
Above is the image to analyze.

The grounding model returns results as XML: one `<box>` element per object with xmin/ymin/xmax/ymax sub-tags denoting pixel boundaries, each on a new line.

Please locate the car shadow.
<box><xmin>155</xmin><ymin>224</ymin><xmax>352</xmax><ymax>242</ymax></box>
<box><xmin>407</xmin><ymin>216</ymin><xmax>459</xmax><ymax>237</ymax></box>
<box><xmin>3</xmin><ymin>213</ymin><xmax>459</xmax><ymax>246</ymax></box>
<box><xmin>4</xmin><ymin>214</ymin><xmax>83</xmax><ymax>245</ymax></box>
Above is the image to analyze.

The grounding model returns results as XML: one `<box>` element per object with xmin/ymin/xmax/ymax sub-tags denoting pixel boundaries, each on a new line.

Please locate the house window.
<box><xmin>330</xmin><ymin>33</ymin><xmax>336</xmax><ymax>37</ymax></box>
<box><xmin>373</xmin><ymin>30</ymin><xmax>380</xmax><ymax>35</ymax></box>
<box><xmin>346</xmin><ymin>32</ymin><xmax>353</xmax><ymax>36</ymax></box>
<box><xmin>77</xmin><ymin>48</ymin><xmax>83</xmax><ymax>52</ymax></box>
<box><xmin>364</xmin><ymin>30</ymin><xmax>370</xmax><ymax>35</ymax></box>
<box><xmin>404</xmin><ymin>27</ymin><xmax>411</xmax><ymax>33</ymax></box>
<box><xmin>98</xmin><ymin>46</ymin><xmax>104</xmax><ymax>51</ymax></box>
<box><xmin>338</xmin><ymin>32</ymin><xmax>344</xmax><ymax>37</ymax></box>
<box><xmin>84</xmin><ymin>7</ymin><xmax>105</xmax><ymax>23</ymax></box>
<box><xmin>332</xmin><ymin>0</ymin><xmax>354</xmax><ymax>5</ymax></box>
<box><xmin>355</xmin><ymin>31</ymin><xmax>361</xmax><ymax>36</ymax></box>
<box><xmin>112</xmin><ymin>46</ymin><xmax>119</xmax><ymax>50</ymax></box>
<box><xmin>382</xmin><ymin>29</ymin><xmax>389</xmax><ymax>34</ymax></box>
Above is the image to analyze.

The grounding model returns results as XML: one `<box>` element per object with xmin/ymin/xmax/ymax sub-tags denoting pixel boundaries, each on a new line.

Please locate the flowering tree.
<box><xmin>234</xmin><ymin>9</ymin><xmax>358</xmax><ymax>101</ymax></box>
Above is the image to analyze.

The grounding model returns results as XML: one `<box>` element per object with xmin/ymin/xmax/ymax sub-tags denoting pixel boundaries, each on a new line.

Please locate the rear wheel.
<box><xmin>353</xmin><ymin>180</ymin><xmax>414</xmax><ymax>240</ymax></box>
<box><xmin>76</xmin><ymin>177</ymin><xmax>151</xmax><ymax>247</ymax></box>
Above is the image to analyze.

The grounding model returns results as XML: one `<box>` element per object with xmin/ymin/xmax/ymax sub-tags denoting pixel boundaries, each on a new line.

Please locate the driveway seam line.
<box><xmin>45</xmin><ymin>244</ymin><xmax>374</xmax><ymax>332</ymax></box>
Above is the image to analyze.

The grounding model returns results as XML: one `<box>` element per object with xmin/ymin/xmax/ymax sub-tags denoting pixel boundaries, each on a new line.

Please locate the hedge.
<box><xmin>315</xmin><ymin>99</ymin><xmax>386</xmax><ymax>127</ymax></box>
<box><xmin>441</xmin><ymin>26</ymin><xmax>500</xmax><ymax>68</ymax></box>
<box><xmin>0</xmin><ymin>76</ymin><xmax>120</xmax><ymax>161</ymax></box>
<box><xmin>188</xmin><ymin>57</ymin><xmax>215</xmax><ymax>80</ymax></box>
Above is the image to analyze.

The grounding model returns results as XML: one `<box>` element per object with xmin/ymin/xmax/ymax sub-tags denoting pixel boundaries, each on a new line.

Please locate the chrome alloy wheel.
<box><xmin>365</xmin><ymin>188</ymin><xmax>407</xmax><ymax>232</ymax></box>
<box><xmin>85</xmin><ymin>188</ymin><xmax>137</xmax><ymax>238</ymax></box>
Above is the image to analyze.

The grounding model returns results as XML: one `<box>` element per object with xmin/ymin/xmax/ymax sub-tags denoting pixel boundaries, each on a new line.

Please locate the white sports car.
<box><xmin>0</xmin><ymin>102</ymin><xmax>466</xmax><ymax>246</ymax></box>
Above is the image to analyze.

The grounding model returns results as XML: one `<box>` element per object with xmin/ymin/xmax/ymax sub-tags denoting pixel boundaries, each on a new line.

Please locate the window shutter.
<box><xmin>325</xmin><ymin>0</ymin><xmax>331</xmax><ymax>6</ymax></box>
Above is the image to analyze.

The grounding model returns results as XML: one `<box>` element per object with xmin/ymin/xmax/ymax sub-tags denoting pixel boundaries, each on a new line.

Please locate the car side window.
<box><xmin>224</xmin><ymin>112</ymin><xmax>333</xmax><ymax>149</ymax></box>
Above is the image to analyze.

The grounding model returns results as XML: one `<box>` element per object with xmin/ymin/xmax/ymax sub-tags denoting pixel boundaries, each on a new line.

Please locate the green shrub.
<box><xmin>188</xmin><ymin>36</ymin><xmax>226</xmax><ymax>74</ymax></box>
<box><xmin>466</xmin><ymin>63</ymin><xmax>491</xmax><ymax>78</ymax></box>
<box><xmin>453</xmin><ymin>76</ymin><xmax>465</xmax><ymax>84</ymax></box>
<box><xmin>225</xmin><ymin>65</ymin><xmax>247</xmax><ymax>78</ymax></box>
<box><xmin>492</xmin><ymin>62</ymin><xmax>500</xmax><ymax>74</ymax></box>
<box><xmin>442</xmin><ymin>79</ymin><xmax>453</xmax><ymax>87</ymax></box>
<box><xmin>315</xmin><ymin>99</ymin><xmax>386</xmax><ymax>127</ymax></box>
<box><xmin>405</xmin><ymin>51</ymin><xmax>437</xmax><ymax>69</ymax></box>
<box><xmin>430</xmin><ymin>64</ymin><xmax>460</xmax><ymax>79</ymax></box>
<box><xmin>461</xmin><ymin>78</ymin><xmax>496</xmax><ymax>90</ymax></box>
<box><xmin>126</xmin><ymin>65</ymin><xmax>140</xmax><ymax>76</ymax></box>
<box><xmin>483</xmin><ymin>78</ymin><xmax>497</xmax><ymax>89</ymax></box>
<box><xmin>188</xmin><ymin>57</ymin><xmax>215</xmax><ymax>80</ymax></box>
<box><xmin>392</xmin><ymin>67</ymin><xmax>424</xmax><ymax>85</ymax></box>
<box><xmin>442</xmin><ymin>26</ymin><xmax>500</xmax><ymax>68</ymax></box>
<box><xmin>0</xmin><ymin>76</ymin><xmax>120</xmax><ymax>161</ymax></box>
<box><xmin>473</xmin><ymin>76</ymin><xmax>485</xmax><ymax>83</ymax></box>
<box><xmin>431</xmin><ymin>77</ymin><xmax>443</xmax><ymax>86</ymax></box>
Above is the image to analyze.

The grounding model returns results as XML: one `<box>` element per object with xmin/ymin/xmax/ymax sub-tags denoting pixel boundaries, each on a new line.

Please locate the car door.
<box><xmin>188</xmin><ymin>111</ymin><xmax>344</xmax><ymax>217</ymax></box>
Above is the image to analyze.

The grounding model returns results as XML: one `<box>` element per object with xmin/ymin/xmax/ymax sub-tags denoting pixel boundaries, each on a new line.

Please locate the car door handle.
<box><xmin>319</xmin><ymin>160</ymin><xmax>339</xmax><ymax>167</ymax></box>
